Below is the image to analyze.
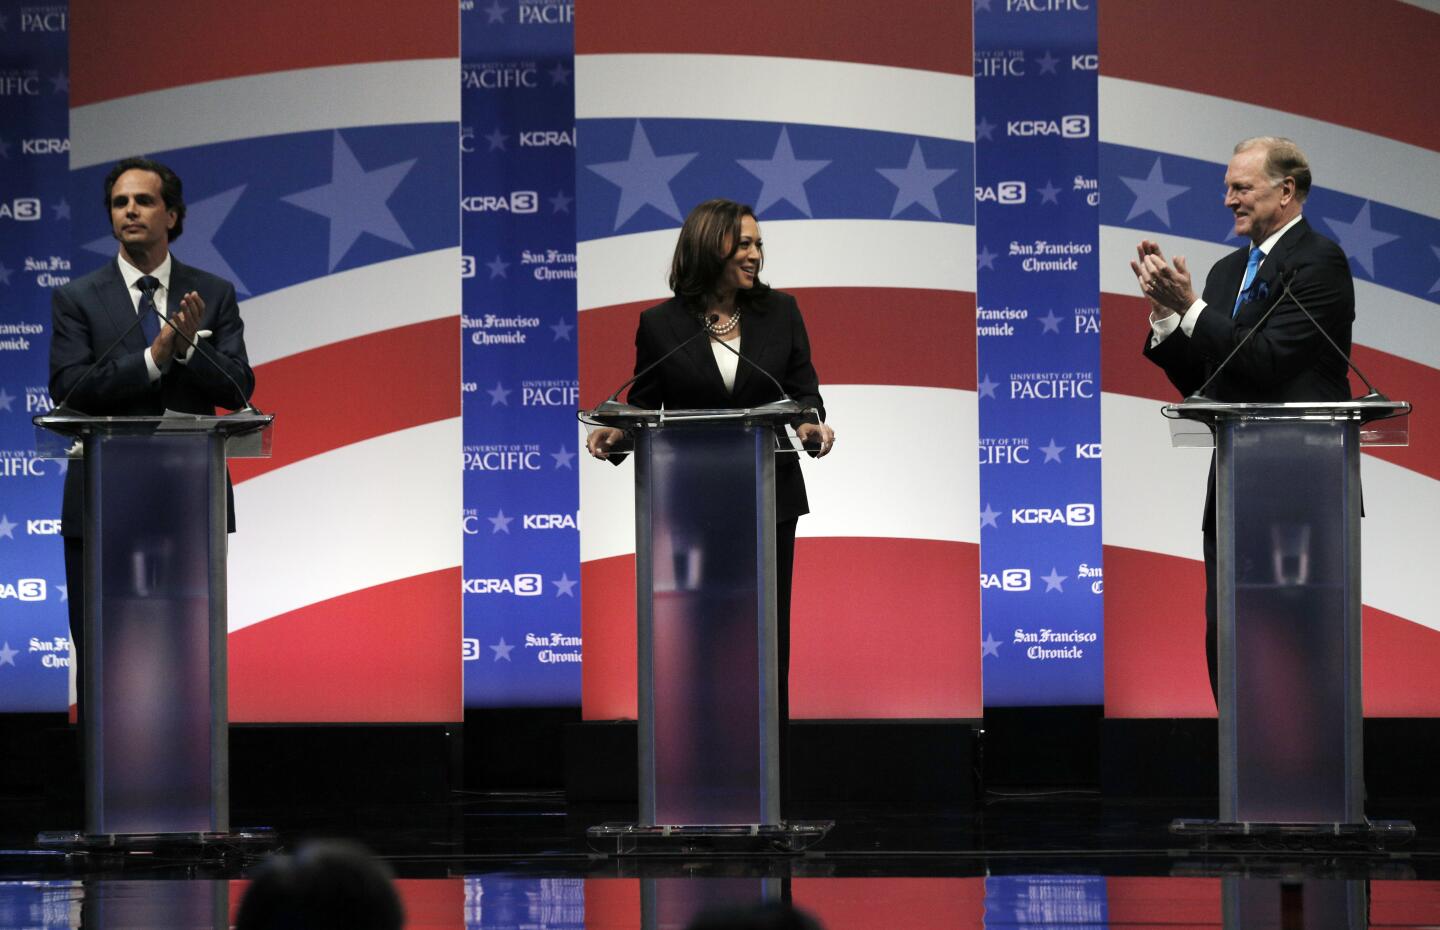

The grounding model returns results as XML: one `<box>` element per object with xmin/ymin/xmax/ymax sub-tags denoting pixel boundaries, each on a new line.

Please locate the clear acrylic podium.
<box><xmin>581</xmin><ymin>401</ymin><xmax>831</xmax><ymax>853</ymax></box>
<box><xmin>32</xmin><ymin>411</ymin><xmax>273</xmax><ymax>849</ymax></box>
<box><xmin>1162</xmin><ymin>398</ymin><xmax>1414</xmax><ymax>842</ymax></box>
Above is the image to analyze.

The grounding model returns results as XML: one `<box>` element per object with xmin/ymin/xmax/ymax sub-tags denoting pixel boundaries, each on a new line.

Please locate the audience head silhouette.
<box><xmin>236</xmin><ymin>840</ymin><xmax>404</xmax><ymax>930</ymax></box>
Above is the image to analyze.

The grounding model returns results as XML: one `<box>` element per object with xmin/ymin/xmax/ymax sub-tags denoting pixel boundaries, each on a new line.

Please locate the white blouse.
<box><xmin>710</xmin><ymin>335</ymin><xmax>741</xmax><ymax>393</ymax></box>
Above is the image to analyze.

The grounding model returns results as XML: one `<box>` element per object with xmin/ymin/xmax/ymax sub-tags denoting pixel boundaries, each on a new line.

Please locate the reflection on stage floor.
<box><xmin>0</xmin><ymin>795</ymin><xmax>1437</xmax><ymax>928</ymax></box>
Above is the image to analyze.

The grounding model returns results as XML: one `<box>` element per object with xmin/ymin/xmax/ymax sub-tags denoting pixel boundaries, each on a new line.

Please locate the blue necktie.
<box><xmin>1232</xmin><ymin>247</ymin><xmax>1264</xmax><ymax>317</ymax></box>
<box><xmin>137</xmin><ymin>275</ymin><xmax>161</xmax><ymax>345</ymax></box>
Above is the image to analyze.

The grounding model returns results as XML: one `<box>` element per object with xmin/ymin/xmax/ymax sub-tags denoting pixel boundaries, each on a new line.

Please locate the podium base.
<box><xmin>37</xmin><ymin>828</ymin><xmax>278</xmax><ymax>854</ymax></box>
<box><xmin>586</xmin><ymin>821</ymin><xmax>833</xmax><ymax>855</ymax></box>
<box><xmin>1170</xmin><ymin>818</ymin><xmax>1415</xmax><ymax>848</ymax></box>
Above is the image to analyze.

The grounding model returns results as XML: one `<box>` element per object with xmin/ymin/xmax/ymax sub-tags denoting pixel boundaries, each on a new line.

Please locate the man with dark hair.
<box><xmin>1129</xmin><ymin>136</ymin><xmax>1355</xmax><ymax>701</ymax></box>
<box><xmin>102</xmin><ymin>156</ymin><xmax>188</xmax><ymax>239</ymax></box>
<box><xmin>49</xmin><ymin>156</ymin><xmax>254</xmax><ymax>715</ymax></box>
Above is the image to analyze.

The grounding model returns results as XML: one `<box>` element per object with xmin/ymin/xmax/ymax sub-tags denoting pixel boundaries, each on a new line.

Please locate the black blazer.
<box><xmin>627</xmin><ymin>289</ymin><xmax>826</xmax><ymax>523</ymax></box>
<box><xmin>1143</xmin><ymin>217</ymin><xmax>1353</xmax><ymax>403</ymax></box>
<box><xmin>50</xmin><ymin>256</ymin><xmax>255</xmax><ymax>536</ymax></box>
<box><xmin>1142</xmin><ymin>217</ymin><xmax>1355</xmax><ymax>527</ymax></box>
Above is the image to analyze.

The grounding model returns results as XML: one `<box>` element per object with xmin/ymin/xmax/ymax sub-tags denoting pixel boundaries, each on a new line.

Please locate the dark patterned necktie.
<box><xmin>137</xmin><ymin>274</ymin><xmax>161</xmax><ymax>345</ymax></box>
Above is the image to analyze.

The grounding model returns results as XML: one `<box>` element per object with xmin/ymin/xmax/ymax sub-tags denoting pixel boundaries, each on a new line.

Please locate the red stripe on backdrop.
<box><xmin>390</xmin><ymin>880</ymin><xmax>466</xmax><ymax>930</ymax></box>
<box><xmin>1099</xmin><ymin>1</ymin><xmax>1440</xmax><ymax>152</ymax></box>
<box><xmin>229</xmin><ymin>568</ymin><xmax>461</xmax><ymax>722</ymax></box>
<box><xmin>1105</xmin><ymin>545</ymin><xmax>1440</xmax><ymax>718</ymax></box>
<box><xmin>1100</xmin><ymin>293</ymin><xmax>1195</xmax><ymax>402</ymax></box>
<box><xmin>70</xmin><ymin>0</ymin><xmax>458</xmax><ymax>107</ymax></box>
<box><xmin>229</xmin><ymin>318</ymin><xmax>460</xmax><ymax>484</ymax></box>
<box><xmin>576</xmin><ymin>0</ymin><xmax>970</xmax><ymax>76</ymax></box>
<box><xmin>1106</xmin><ymin>877</ymin><xmax>1220</xmax><ymax>928</ymax></box>
<box><xmin>1364</xmin><ymin>603</ymin><xmax>1440</xmax><ymax>717</ymax></box>
<box><xmin>1101</xmin><ymin>295</ymin><xmax>1438</xmax><ymax>482</ymax></box>
<box><xmin>579</xmin><ymin>288</ymin><xmax>976</xmax><ymax>409</ymax></box>
<box><xmin>582</xmin><ymin>880</ymin><xmax>641</xmax><ymax>930</ymax></box>
<box><xmin>791</xmin><ymin>537</ymin><xmax>980</xmax><ymax>718</ymax></box>
<box><xmin>581</xmin><ymin>538</ymin><xmax>981</xmax><ymax>721</ymax></box>
<box><xmin>793</xmin><ymin>878</ymin><xmax>985</xmax><ymax>930</ymax></box>
<box><xmin>1372</xmin><ymin>882</ymin><xmax>1440</xmax><ymax>926</ymax></box>
<box><xmin>1349</xmin><ymin>344</ymin><xmax>1437</xmax><ymax>479</ymax></box>
<box><xmin>580</xmin><ymin>555</ymin><xmax>637</xmax><ymax>721</ymax></box>
<box><xmin>1103</xmin><ymin>545</ymin><xmax>1214</xmax><ymax>718</ymax></box>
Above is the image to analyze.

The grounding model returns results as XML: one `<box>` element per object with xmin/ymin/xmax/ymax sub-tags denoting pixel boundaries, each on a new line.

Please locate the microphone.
<box><xmin>54</xmin><ymin>298</ymin><xmax>153</xmax><ymax>415</ymax></box>
<box><xmin>708</xmin><ymin>331</ymin><xmax>796</xmax><ymax>408</ymax></box>
<box><xmin>1271</xmin><ymin>268</ymin><xmax>1386</xmax><ymax>400</ymax></box>
<box><xmin>160</xmin><ymin>302</ymin><xmax>261</xmax><ymax>414</ymax></box>
<box><xmin>1185</xmin><ymin>265</ymin><xmax>1384</xmax><ymax>403</ymax></box>
<box><xmin>55</xmin><ymin>291</ymin><xmax>258</xmax><ymax>416</ymax></box>
<box><xmin>596</xmin><ymin>313</ymin><xmax>719</xmax><ymax>411</ymax></box>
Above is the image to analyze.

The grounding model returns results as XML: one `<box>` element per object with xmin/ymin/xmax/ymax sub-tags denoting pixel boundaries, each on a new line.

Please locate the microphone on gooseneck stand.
<box><xmin>1270</xmin><ymin>268</ymin><xmax>1387</xmax><ymax>400</ymax></box>
<box><xmin>158</xmin><ymin>304</ymin><xmax>261</xmax><ymax>414</ymax></box>
<box><xmin>57</xmin><ymin>297</ymin><xmax>258</xmax><ymax>416</ymax></box>
<box><xmin>708</xmin><ymin>331</ymin><xmax>794</xmax><ymax>407</ymax></box>
<box><xmin>1187</xmin><ymin>265</ymin><xmax>1385</xmax><ymax>403</ymax></box>
<box><xmin>707</xmin><ymin>334</ymin><xmax>820</xmax><ymax>454</ymax></box>
<box><xmin>596</xmin><ymin>314</ymin><xmax>720</xmax><ymax>411</ymax></box>
<box><xmin>54</xmin><ymin>303</ymin><xmax>153</xmax><ymax>415</ymax></box>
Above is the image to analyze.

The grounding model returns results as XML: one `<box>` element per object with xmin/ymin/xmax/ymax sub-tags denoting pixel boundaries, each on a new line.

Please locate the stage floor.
<box><xmin>1</xmin><ymin>791</ymin><xmax>1437</xmax><ymax>927</ymax></box>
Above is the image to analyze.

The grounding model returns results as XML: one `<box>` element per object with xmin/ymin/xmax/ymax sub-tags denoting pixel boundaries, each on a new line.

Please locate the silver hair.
<box><xmin>1233</xmin><ymin>136</ymin><xmax>1312</xmax><ymax>202</ymax></box>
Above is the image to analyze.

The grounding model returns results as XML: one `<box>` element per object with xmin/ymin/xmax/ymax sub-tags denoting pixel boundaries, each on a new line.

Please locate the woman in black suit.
<box><xmin>586</xmin><ymin>198</ymin><xmax>835</xmax><ymax>801</ymax></box>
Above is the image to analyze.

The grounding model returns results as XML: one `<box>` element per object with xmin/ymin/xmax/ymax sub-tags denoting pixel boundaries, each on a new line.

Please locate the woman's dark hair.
<box><xmin>235</xmin><ymin>840</ymin><xmax>404</xmax><ymax>930</ymax></box>
<box><xmin>669</xmin><ymin>198</ymin><xmax>767</xmax><ymax>309</ymax></box>
<box><xmin>103</xmin><ymin>156</ymin><xmax>187</xmax><ymax>240</ymax></box>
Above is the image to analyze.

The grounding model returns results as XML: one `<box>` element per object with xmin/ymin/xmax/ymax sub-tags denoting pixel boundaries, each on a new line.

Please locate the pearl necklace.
<box><xmin>706</xmin><ymin>308</ymin><xmax>741</xmax><ymax>336</ymax></box>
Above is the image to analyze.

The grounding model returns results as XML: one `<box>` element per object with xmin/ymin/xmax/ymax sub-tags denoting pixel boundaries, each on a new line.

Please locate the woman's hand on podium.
<box><xmin>796</xmin><ymin>422</ymin><xmax>835</xmax><ymax>458</ymax></box>
<box><xmin>586</xmin><ymin>427</ymin><xmax>625</xmax><ymax>459</ymax></box>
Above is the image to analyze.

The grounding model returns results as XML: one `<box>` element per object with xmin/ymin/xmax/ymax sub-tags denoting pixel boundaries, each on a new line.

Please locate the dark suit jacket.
<box><xmin>1142</xmin><ymin>217</ymin><xmax>1355</xmax><ymax>527</ymax></box>
<box><xmin>627</xmin><ymin>288</ymin><xmax>826</xmax><ymax>523</ymax></box>
<box><xmin>50</xmin><ymin>255</ymin><xmax>255</xmax><ymax>536</ymax></box>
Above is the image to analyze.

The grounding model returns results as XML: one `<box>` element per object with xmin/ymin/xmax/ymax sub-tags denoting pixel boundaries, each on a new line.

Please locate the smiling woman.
<box><xmin>584</xmin><ymin>197</ymin><xmax>835</xmax><ymax>807</ymax></box>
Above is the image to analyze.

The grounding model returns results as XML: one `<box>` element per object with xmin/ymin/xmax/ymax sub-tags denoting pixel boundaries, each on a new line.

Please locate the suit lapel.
<box><xmin>1256</xmin><ymin>217</ymin><xmax>1307</xmax><ymax>292</ymax></box>
<box><xmin>1237</xmin><ymin>218</ymin><xmax>1308</xmax><ymax>322</ymax></box>
<box><xmin>90</xmin><ymin>260</ymin><xmax>146</xmax><ymax>352</ymax></box>
<box><xmin>168</xmin><ymin>259</ymin><xmax>203</xmax><ymax>328</ymax></box>
<box><xmin>731</xmin><ymin>301</ymin><xmax>777</xmax><ymax>402</ymax></box>
<box><xmin>662</xmin><ymin>302</ymin><xmax>729</xmax><ymax>402</ymax></box>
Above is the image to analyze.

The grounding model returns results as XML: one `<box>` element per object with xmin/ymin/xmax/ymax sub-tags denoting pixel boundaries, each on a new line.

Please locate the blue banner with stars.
<box><xmin>0</xmin><ymin>0</ymin><xmax>72</xmax><ymax>711</ymax></box>
<box><xmin>461</xmin><ymin>0</ymin><xmax>581</xmax><ymax>707</ymax></box>
<box><xmin>973</xmin><ymin>0</ymin><xmax>1103</xmax><ymax>706</ymax></box>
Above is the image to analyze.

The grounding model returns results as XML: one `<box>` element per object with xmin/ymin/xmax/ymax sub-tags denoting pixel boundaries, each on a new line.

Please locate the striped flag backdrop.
<box><xmin>7</xmin><ymin>0</ymin><xmax>1433</xmax><ymax>727</ymax></box>
<box><xmin>67</xmin><ymin>0</ymin><xmax>463</xmax><ymax>723</ymax></box>
<box><xmin>575</xmin><ymin>2</ymin><xmax>983</xmax><ymax>720</ymax></box>
<box><xmin>1098</xmin><ymin>0</ymin><xmax>1440</xmax><ymax>718</ymax></box>
<box><xmin>574</xmin><ymin>0</ymin><xmax>1440</xmax><ymax>722</ymax></box>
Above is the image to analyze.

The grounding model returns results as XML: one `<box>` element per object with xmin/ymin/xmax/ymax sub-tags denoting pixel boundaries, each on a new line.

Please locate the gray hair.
<box><xmin>1234</xmin><ymin>136</ymin><xmax>1312</xmax><ymax>202</ymax></box>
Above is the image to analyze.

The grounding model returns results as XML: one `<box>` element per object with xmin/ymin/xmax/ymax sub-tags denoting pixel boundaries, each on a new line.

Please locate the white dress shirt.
<box><xmin>116</xmin><ymin>251</ymin><xmax>195</xmax><ymax>380</ymax></box>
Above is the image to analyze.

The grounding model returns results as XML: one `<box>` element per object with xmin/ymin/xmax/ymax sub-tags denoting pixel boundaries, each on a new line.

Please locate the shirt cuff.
<box><xmin>1148</xmin><ymin>309</ymin><xmax>1181</xmax><ymax>346</ymax></box>
<box><xmin>1179</xmin><ymin>298</ymin><xmax>1206</xmax><ymax>337</ymax></box>
<box><xmin>144</xmin><ymin>347</ymin><xmax>162</xmax><ymax>382</ymax></box>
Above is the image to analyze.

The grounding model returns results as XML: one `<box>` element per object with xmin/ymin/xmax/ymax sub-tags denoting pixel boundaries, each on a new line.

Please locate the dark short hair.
<box><xmin>235</xmin><ymin>841</ymin><xmax>404</xmax><ymax>930</ymax></box>
<box><xmin>103</xmin><ymin>156</ymin><xmax>186</xmax><ymax>240</ymax></box>
<box><xmin>668</xmin><ymin>198</ymin><xmax>768</xmax><ymax>310</ymax></box>
<box><xmin>1234</xmin><ymin>136</ymin><xmax>1312</xmax><ymax>203</ymax></box>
